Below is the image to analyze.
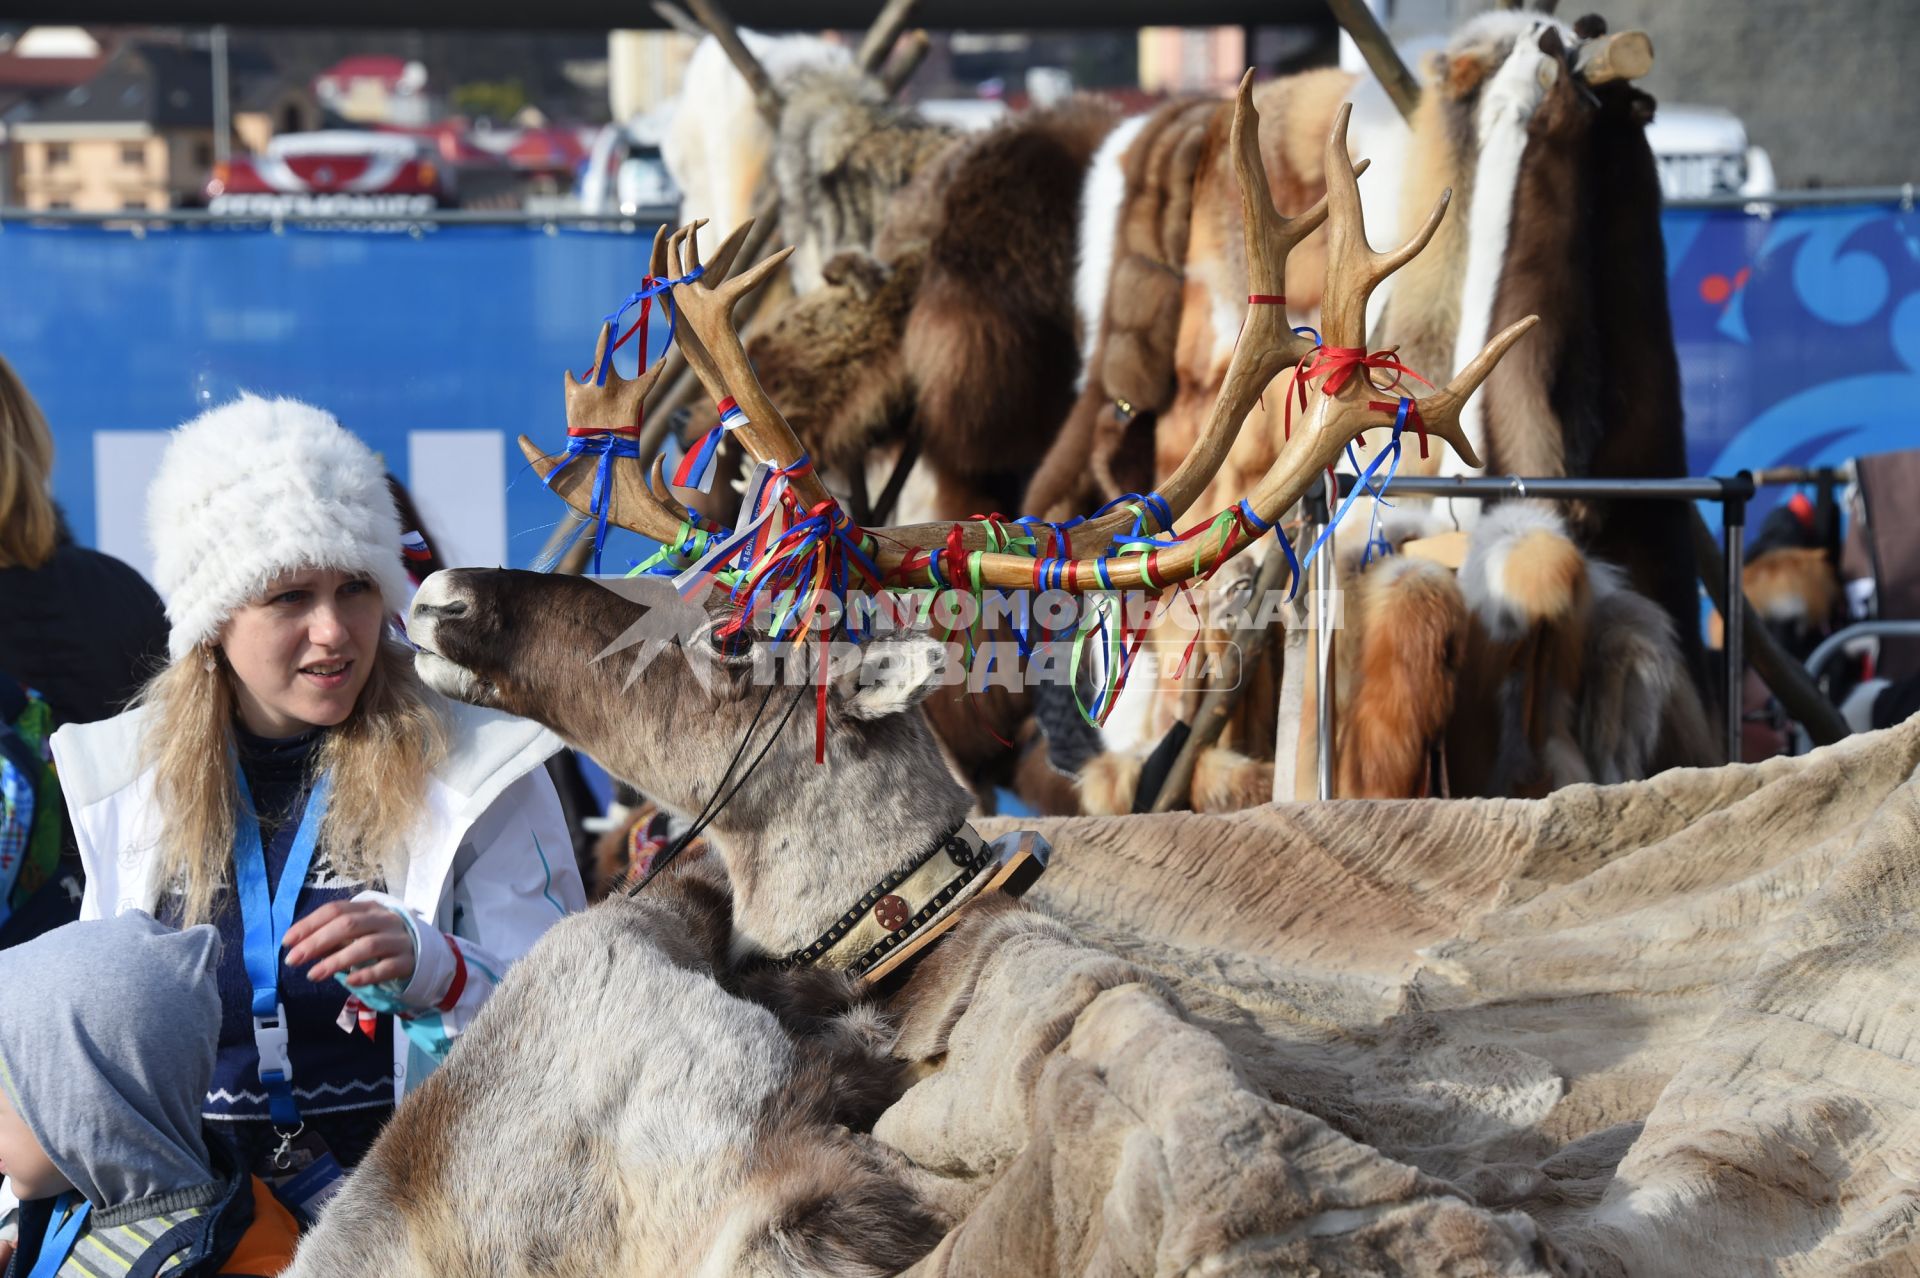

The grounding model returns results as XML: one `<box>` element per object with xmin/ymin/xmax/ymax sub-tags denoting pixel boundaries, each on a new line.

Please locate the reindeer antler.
<box><xmin>520</xmin><ymin>224</ymin><xmax>716</xmax><ymax>546</ymax></box>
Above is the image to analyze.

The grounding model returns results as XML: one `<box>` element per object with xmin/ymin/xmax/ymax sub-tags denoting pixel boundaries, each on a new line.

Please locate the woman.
<box><xmin>0</xmin><ymin>353</ymin><xmax>169</xmax><ymax>727</ymax></box>
<box><xmin>0</xmin><ymin>354</ymin><xmax>170</xmax><ymax>951</ymax></box>
<box><xmin>47</xmin><ymin>394</ymin><xmax>584</xmax><ymax>1205</ymax></box>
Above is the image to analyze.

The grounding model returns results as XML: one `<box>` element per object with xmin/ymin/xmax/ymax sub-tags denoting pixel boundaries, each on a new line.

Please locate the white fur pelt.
<box><xmin>148</xmin><ymin>394</ymin><xmax>413</xmax><ymax>662</ymax></box>
<box><xmin>661</xmin><ymin>31</ymin><xmax>851</xmax><ymax>242</ymax></box>
<box><xmin>1072</xmin><ymin>113</ymin><xmax>1148</xmax><ymax>392</ymax></box>
<box><xmin>1441</xmin><ymin>12</ymin><xmax>1573</xmax><ymax>495</ymax></box>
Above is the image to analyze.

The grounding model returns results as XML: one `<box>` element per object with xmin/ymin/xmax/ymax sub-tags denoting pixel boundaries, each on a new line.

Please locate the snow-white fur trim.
<box><xmin>1073</xmin><ymin>113</ymin><xmax>1148</xmax><ymax>391</ymax></box>
<box><xmin>1441</xmin><ymin>12</ymin><xmax>1572</xmax><ymax>495</ymax></box>
<box><xmin>148</xmin><ymin>394</ymin><xmax>413</xmax><ymax>662</ymax></box>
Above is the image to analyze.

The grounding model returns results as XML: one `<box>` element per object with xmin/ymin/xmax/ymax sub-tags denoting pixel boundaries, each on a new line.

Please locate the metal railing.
<box><xmin>1307</xmin><ymin>471</ymin><xmax>1756</xmax><ymax>799</ymax></box>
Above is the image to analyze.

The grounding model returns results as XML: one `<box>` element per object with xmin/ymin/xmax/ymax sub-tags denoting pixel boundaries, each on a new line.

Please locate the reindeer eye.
<box><xmin>706</xmin><ymin>624</ymin><xmax>753</xmax><ymax>659</ymax></box>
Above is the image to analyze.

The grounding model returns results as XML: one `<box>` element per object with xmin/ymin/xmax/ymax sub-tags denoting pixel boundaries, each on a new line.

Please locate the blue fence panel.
<box><xmin>1666</xmin><ymin>202</ymin><xmax>1920</xmax><ymax>531</ymax></box>
<box><xmin>0</xmin><ymin>220</ymin><xmax>673</xmax><ymax>578</ymax></box>
<box><xmin>2</xmin><ymin>202</ymin><xmax>1916</xmax><ymax>578</ymax></box>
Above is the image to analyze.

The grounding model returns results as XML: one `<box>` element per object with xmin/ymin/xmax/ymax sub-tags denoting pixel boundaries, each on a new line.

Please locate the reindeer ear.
<box><xmin>839</xmin><ymin>634</ymin><xmax>948</xmax><ymax>721</ymax></box>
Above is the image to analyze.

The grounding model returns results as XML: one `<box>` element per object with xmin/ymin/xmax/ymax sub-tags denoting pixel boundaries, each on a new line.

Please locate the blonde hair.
<box><xmin>139</xmin><ymin>633</ymin><xmax>450</xmax><ymax>926</ymax></box>
<box><xmin>0</xmin><ymin>355</ymin><xmax>58</xmax><ymax>570</ymax></box>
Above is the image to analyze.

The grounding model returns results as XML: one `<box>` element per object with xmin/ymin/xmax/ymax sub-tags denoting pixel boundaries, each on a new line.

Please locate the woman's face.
<box><xmin>219</xmin><ymin>568</ymin><xmax>386</xmax><ymax>738</ymax></box>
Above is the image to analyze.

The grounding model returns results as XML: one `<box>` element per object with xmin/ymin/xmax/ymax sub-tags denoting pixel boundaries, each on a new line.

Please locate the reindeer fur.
<box><xmin>287</xmin><ymin>855</ymin><xmax>943</xmax><ymax>1277</ymax></box>
<box><xmin>1337</xmin><ymin>555</ymin><xmax>1468</xmax><ymax>799</ymax></box>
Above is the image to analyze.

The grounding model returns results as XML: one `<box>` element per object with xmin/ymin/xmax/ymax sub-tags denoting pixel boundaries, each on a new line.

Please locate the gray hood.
<box><xmin>0</xmin><ymin>912</ymin><xmax>220</xmax><ymax>1209</ymax></box>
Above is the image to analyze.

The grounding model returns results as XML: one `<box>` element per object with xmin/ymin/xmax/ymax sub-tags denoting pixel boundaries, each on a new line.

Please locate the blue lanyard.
<box><xmin>233</xmin><ymin>769</ymin><xmax>332</xmax><ymax>1129</ymax></box>
<box><xmin>28</xmin><ymin>1192</ymin><xmax>91</xmax><ymax>1278</ymax></box>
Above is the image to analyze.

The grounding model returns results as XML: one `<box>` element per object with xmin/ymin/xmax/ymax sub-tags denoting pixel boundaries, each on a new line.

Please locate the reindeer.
<box><xmin>285</xmin><ymin>87</ymin><xmax>1535</xmax><ymax>1274</ymax></box>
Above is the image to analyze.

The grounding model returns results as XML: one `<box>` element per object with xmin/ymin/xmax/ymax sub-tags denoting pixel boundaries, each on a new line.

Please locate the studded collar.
<box><xmin>778</xmin><ymin>823</ymin><xmax>992</xmax><ymax>979</ymax></box>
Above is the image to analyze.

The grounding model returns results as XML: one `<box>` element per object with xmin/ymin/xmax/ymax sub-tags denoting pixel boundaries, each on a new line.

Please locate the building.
<box><xmin>6</xmin><ymin>38</ymin><xmax>317</xmax><ymax>212</ymax></box>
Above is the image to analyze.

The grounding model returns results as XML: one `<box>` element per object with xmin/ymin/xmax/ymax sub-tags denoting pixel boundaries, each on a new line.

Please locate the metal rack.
<box><xmin>1303</xmin><ymin>471</ymin><xmax>1757</xmax><ymax>800</ymax></box>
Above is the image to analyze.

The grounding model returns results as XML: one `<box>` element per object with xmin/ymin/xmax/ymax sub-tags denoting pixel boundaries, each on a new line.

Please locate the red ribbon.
<box><xmin>1285</xmin><ymin>345</ymin><xmax>1432</xmax><ymax>440</ymax></box>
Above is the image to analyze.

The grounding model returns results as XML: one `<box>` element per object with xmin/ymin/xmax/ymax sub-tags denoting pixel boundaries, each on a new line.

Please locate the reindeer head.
<box><xmin>410</xmin><ymin>569</ymin><xmax>955</xmax><ymax>827</ymax></box>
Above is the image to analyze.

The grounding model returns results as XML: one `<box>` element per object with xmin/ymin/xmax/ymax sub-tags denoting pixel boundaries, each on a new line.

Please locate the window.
<box><xmin>46</xmin><ymin>143</ymin><xmax>70</xmax><ymax>167</ymax></box>
<box><xmin>121</xmin><ymin>142</ymin><xmax>145</xmax><ymax>167</ymax></box>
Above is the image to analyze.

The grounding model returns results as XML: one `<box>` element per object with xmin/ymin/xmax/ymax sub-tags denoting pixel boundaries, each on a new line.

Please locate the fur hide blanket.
<box><xmin>942</xmin><ymin>718</ymin><xmax>1920</xmax><ymax>1274</ymax></box>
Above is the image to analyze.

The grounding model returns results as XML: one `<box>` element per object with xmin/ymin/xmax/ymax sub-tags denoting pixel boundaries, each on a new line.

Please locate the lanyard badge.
<box><xmin>232</xmin><ymin>770</ymin><xmax>333</xmax><ymax>1131</ymax></box>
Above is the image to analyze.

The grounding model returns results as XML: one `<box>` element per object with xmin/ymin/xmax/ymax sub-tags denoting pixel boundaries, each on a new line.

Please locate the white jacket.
<box><xmin>49</xmin><ymin>699</ymin><xmax>587</xmax><ymax>1106</ymax></box>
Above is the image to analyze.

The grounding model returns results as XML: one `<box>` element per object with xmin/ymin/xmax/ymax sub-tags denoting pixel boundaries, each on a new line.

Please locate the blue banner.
<box><xmin>2</xmin><ymin>203</ymin><xmax>1916</xmax><ymax>575</ymax></box>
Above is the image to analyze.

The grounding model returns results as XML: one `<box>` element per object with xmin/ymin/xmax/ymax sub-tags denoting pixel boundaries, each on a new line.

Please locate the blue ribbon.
<box><xmin>1301</xmin><ymin>398</ymin><xmax>1411</xmax><ymax>577</ymax></box>
<box><xmin>543</xmin><ymin>432</ymin><xmax>641</xmax><ymax>574</ymax></box>
<box><xmin>593</xmin><ymin>264</ymin><xmax>706</xmax><ymax>386</ymax></box>
<box><xmin>234</xmin><ymin>770</ymin><xmax>332</xmax><ymax>1130</ymax></box>
<box><xmin>28</xmin><ymin>1193</ymin><xmax>91</xmax><ymax>1278</ymax></box>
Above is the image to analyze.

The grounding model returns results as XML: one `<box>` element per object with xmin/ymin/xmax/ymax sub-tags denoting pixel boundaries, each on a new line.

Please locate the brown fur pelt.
<box><xmin>1336</xmin><ymin>556</ymin><xmax>1468</xmax><ymax>799</ymax></box>
<box><xmin>1025</xmin><ymin>98</ymin><xmax>1218</xmax><ymax>519</ymax></box>
<box><xmin>747</xmin><ymin>248</ymin><xmax>927</xmax><ymax>483</ymax></box>
<box><xmin>1075</xmin><ymin>744</ymin><xmax>1270</xmax><ymax>814</ymax></box>
<box><xmin>1738</xmin><ymin>545</ymin><xmax>1840</xmax><ymax>660</ymax></box>
<box><xmin>1161</xmin><ymin>68</ymin><xmax>1353</xmax><ymax>522</ymax></box>
<box><xmin>903</xmin><ymin>97</ymin><xmax>1120</xmax><ymax>518</ymax></box>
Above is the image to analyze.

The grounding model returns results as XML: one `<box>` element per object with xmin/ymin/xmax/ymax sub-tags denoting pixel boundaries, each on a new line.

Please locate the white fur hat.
<box><xmin>148</xmin><ymin>394</ymin><xmax>414</xmax><ymax>662</ymax></box>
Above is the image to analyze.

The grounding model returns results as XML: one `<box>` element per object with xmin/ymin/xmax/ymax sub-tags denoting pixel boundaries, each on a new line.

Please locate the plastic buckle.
<box><xmin>253</xmin><ymin>1005</ymin><xmax>294</xmax><ymax>1083</ymax></box>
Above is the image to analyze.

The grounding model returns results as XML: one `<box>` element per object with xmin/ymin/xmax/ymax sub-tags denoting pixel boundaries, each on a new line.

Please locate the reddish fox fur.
<box><xmin>1337</xmin><ymin>556</ymin><xmax>1468</xmax><ymax>799</ymax></box>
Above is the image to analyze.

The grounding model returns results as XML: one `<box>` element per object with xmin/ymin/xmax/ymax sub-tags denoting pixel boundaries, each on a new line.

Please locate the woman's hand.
<box><xmin>284</xmin><ymin>900</ymin><xmax>416</xmax><ymax>987</ymax></box>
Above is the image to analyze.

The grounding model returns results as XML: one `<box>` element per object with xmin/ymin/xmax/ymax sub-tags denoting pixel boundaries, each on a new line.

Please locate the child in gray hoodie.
<box><xmin>0</xmin><ymin>913</ymin><xmax>297</xmax><ymax>1277</ymax></box>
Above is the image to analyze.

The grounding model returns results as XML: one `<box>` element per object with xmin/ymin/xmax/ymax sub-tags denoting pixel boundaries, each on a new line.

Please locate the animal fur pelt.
<box><xmin>286</xmin><ymin>857</ymin><xmax>943</xmax><ymax>1277</ymax></box>
<box><xmin>748</xmin><ymin>248</ymin><xmax>927</xmax><ymax>484</ymax></box>
<box><xmin>1582</xmin><ymin>562</ymin><xmax>1719</xmax><ymax>783</ymax></box>
<box><xmin>901</xmin><ymin>97</ymin><xmax>1120</xmax><ymax>519</ymax></box>
<box><xmin>1449</xmin><ymin>502</ymin><xmax>1592</xmax><ymax>798</ymax></box>
<box><xmin>1026</xmin><ymin>98</ymin><xmax>1217</xmax><ymax>518</ymax></box>
<box><xmin>772</xmin><ymin>68</ymin><xmax>958</xmax><ymax>293</ymax></box>
<box><xmin>750</xmin><ymin>99</ymin><xmax>1119</xmax><ymax>524</ymax></box>
<box><xmin>662</xmin><ymin>32</ymin><xmax>853</xmax><ymax>257</ymax></box>
<box><xmin>1739</xmin><ymin>545</ymin><xmax>1840</xmax><ymax>660</ymax></box>
<box><xmin>1336</xmin><ymin>555</ymin><xmax>1468</xmax><ymax>798</ymax></box>
<box><xmin>1075</xmin><ymin>744</ymin><xmax>1270</xmax><ymax>815</ymax></box>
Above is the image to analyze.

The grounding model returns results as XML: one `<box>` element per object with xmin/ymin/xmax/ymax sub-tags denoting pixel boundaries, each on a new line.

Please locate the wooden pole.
<box><xmin>881</xmin><ymin>29</ymin><xmax>932</xmax><ymax>96</ymax></box>
<box><xmin>1324</xmin><ymin>0</ymin><xmax>1421</xmax><ymax>122</ymax></box>
<box><xmin>857</xmin><ymin>0</ymin><xmax>922</xmax><ymax>73</ymax></box>
<box><xmin>683</xmin><ymin>0</ymin><xmax>781</xmax><ymax>120</ymax></box>
<box><xmin>649</xmin><ymin>1</ymin><xmax>707</xmax><ymax>39</ymax></box>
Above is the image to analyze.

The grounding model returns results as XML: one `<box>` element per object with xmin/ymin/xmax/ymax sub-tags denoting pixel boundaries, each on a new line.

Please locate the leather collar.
<box><xmin>779</xmin><ymin>823</ymin><xmax>992</xmax><ymax>979</ymax></box>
